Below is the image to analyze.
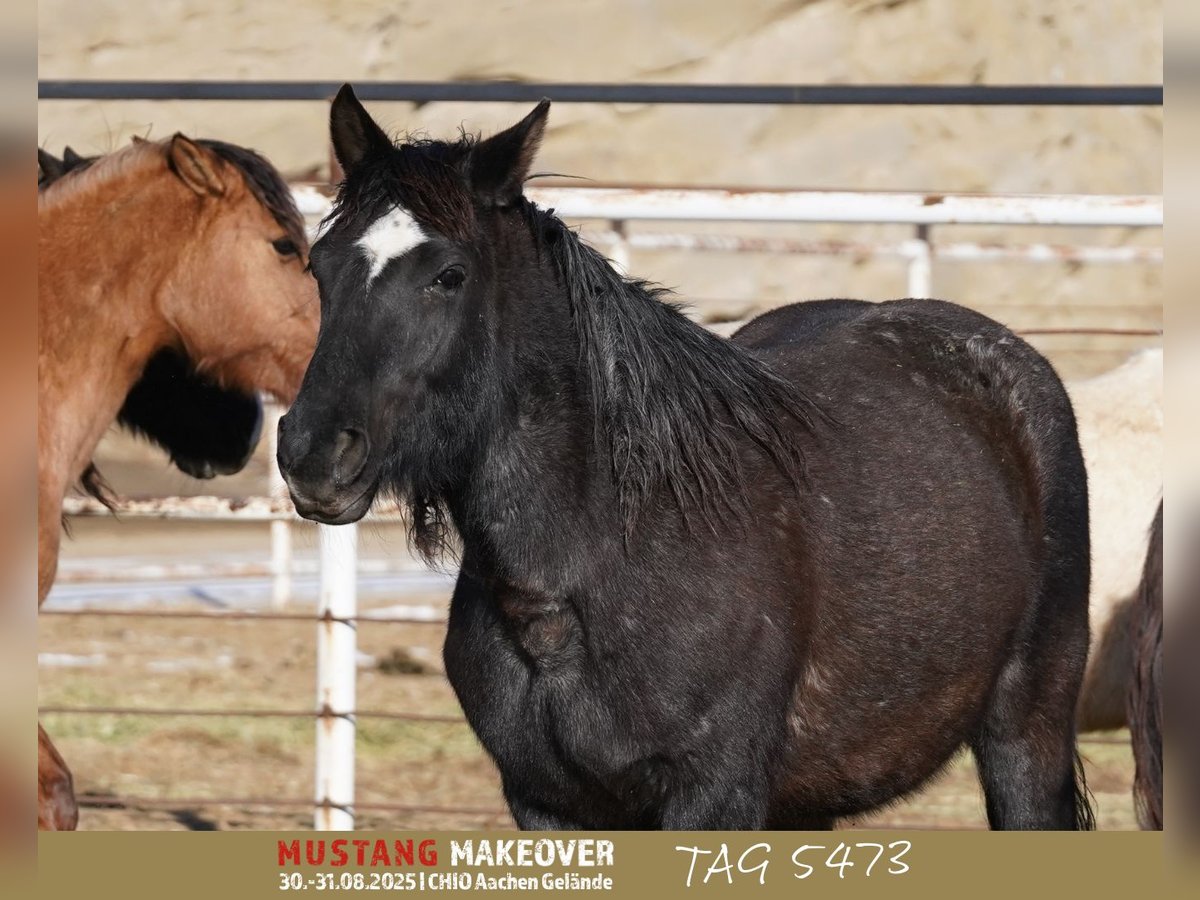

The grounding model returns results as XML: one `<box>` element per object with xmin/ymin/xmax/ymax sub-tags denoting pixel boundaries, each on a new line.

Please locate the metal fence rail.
<box><xmin>39</xmin><ymin>705</ymin><xmax>466</xmax><ymax>724</ymax></box>
<box><xmin>37</xmin><ymin>80</ymin><xmax>1164</xmax><ymax>105</ymax></box>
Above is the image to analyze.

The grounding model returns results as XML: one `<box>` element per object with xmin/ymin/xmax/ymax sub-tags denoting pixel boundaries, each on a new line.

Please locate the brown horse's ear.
<box><xmin>468</xmin><ymin>99</ymin><xmax>550</xmax><ymax>207</ymax></box>
<box><xmin>38</xmin><ymin>149</ymin><xmax>64</xmax><ymax>182</ymax></box>
<box><xmin>167</xmin><ymin>134</ymin><xmax>225</xmax><ymax>197</ymax></box>
<box><xmin>330</xmin><ymin>83</ymin><xmax>392</xmax><ymax>177</ymax></box>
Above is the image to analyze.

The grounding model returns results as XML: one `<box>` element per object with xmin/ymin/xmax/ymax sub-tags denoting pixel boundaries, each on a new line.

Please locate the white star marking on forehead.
<box><xmin>355</xmin><ymin>206</ymin><xmax>429</xmax><ymax>284</ymax></box>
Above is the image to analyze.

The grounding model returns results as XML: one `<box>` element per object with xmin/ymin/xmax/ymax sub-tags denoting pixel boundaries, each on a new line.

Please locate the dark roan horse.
<box><xmin>1128</xmin><ymin>500</ymin><xmax>1163</xmax><ymax>830</ymax></box>
<box><xmin>279</xmin><ymin>85</ymin><xmax>1095</xmax><ymax>830</ymax></box>
<box><xmin>39</xmin><ymin>145</ymin><xmax>264</xmax><ymax>487</ymax></box>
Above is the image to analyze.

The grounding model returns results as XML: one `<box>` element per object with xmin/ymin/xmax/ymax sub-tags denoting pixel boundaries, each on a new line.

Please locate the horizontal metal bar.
<box><xmin>36</xmin><ymin>80</ymin><xmax>1163</xmax><ymax>106</ymax></box>
<box><xmin>60</xmin><ymin>494</ymin><xmax>406</xmax><ymax>521</ymax></box>
<box><xmin>1018</xmin><ymin>327</ymin><xmax>1162</xmax><ymax>337</ymax></box>
<box><xmin>39</xmin><ymin>705</ymin><xmax>465</xmax><ymax>723</ymax></box>
<box><xmin>53</xmin><ymin>559</ymin><xmax>427</xmax><ymax>584</ymax></box>
<box><xmin>528</xmin><ymin>187</ymin><xmax>1162</xmax><ymax>227</ymax></box>
<box><xmin>77</xmin><ymin>793</ymin><xmax>505</xmax><ymax>816</ymax></box>
<box><xmin>39</xmin><ymin>607</ymin><xmax>447</xmax><ymax>625</ymax></box>
<box><xmin>296</xmin><ymin>185</ymin><xmax>1162</xmax><ymax>228</ymax></box>
<box><xmin>587</xmin><ymin>230</ymin><xmax>1163</xmax><ymax>263</ymax></box>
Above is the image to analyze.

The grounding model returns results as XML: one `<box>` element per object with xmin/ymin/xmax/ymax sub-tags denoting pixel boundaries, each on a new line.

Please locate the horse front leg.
<box><xmin>658</xmin><ymin>743</ymin><xmax>773</xmax><ymax>830</ymax></box>
<box><xmin>38</xmin><ymin>723</ymin><xmax>78</xmax><ymax>831</ymax></box>
<box><xmin>38</xmin><ymin>483</ymin><xmax>77</xmax><ymax>830</ymax></box>
<box><xmin>504</xmin><ymin>786</ymin><xmax>588</xmax><ymax>831</ymax></box>
<box><xmin>659</xmin><ymin>779</ymin><xmax>770</xmax><ymax>830</ymax></box>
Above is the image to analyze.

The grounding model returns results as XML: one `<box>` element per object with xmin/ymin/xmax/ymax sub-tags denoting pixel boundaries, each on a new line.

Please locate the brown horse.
<box><xmin>38</xmin><ymin>135</ymin><xmax>320</xmax><ymax>829</ymax></box>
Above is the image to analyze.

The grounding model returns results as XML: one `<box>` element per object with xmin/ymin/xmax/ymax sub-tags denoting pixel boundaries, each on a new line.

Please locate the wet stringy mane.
<box><xmin>331</xmin><ymin>136</ymin><xmax>821</xmax><ymax>553</ymax></box>
<box><xmin>526</xmin><ymin>200</ymin><xmax>819</xmax><ymax>536</ymax></box>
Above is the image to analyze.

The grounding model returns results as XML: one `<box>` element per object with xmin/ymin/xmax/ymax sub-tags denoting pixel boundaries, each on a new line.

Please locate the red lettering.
<box><xmin>353</xmin><ymin>839</ymin><xmax>370</xmax><ymax>866</ymax></box>
<box><xmin>419</xmin><ymin>840</ymin><xmax>438</xmax><ymax>866</ymax></box>
<box><xmin>393</xmin><ymin>840</ymin><xmax>414</xmax><ymax>866</ymax></box>
<box><xmin>331</xmin><ymin>839</ymin><xmax>349</xmax><ymax>867</ymax></box>
<box><xmin>371</xmin><ymin>840</ymin><xmax>391</xmax><ymax>867</ymax></box>
<box><xmin>305</xmin><ymin>841</ymin><xmax>325</xmax><ymax>865</ymax></box>
<box><xmin>278</xmin><ymin>840</ymin><xmax>301</xmax><ymax>866</ymax></box>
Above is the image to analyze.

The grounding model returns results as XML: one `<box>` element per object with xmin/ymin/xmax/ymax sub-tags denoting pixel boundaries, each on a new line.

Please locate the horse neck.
<box><xmin>449</xmin><ymin>221</ymin><xmax>619</xmax><ymax>585</ymax></box>
<box><xmin>38</xmin><ymin>172</ymin><xmax>196</xmax><ymax>493</ymax></box>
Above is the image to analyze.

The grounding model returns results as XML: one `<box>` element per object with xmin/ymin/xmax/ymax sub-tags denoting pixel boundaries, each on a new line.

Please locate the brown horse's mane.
<box><xmin>38</xmin><ymin>139</ymin><xmax>157</xmax><ymax>208</ymax></box>
<box><xmin>39</xmin><ymin>135</ymin><xmax>307</xmax><ymax>251</ymax></box>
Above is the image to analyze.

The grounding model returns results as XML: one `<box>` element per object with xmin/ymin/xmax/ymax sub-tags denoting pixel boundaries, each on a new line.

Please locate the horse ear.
<box><xmin>38</xmin><ymin>149</ymin><xmax>64</xmax><ymax>182</ymax></box>
<box><xmin>330</xmin><ymin>83</ymin><xmax>392</xmax><ymax>176</ymax></box>
<box><xmin>62</xmin><ymin>146</ymin><xmax>85</xmax><ymax>168</ymax></box>
<box><xmin>469</xmin><ymin>99</ymin><xmax>550</xmax><ymax>207</ymax></box>
<box><xmin>167</xmin><ymin>134</ymin><xmax>226</xmax><ymax>197</ymax></box>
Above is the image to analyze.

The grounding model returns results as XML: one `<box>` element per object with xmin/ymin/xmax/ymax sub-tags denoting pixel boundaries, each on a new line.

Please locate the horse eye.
<box><xmin>433</xmin><ymin>266</ymin><xmax>466</xmax><ymax>290</ymax></box>
<box><xmin>272</xmin><ymin>237</ymin><xmax>300</xmax><ymax>257</ymax></box>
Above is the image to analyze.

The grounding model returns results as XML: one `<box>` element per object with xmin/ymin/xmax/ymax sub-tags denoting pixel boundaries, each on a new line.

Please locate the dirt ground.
<box><xmin>40</xmin><ymin>516</ymin><xmax>1139</xmax><ymax>830</ymax></box>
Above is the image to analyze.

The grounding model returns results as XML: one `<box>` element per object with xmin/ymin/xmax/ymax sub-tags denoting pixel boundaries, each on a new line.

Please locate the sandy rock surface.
<box><xmin>40</xmin><ymin>1</ymin><xmax>1162</xmax><ymax>406</ymax></box>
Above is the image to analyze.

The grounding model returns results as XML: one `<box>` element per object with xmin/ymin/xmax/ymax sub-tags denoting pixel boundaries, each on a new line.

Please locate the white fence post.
<box><xmin>609</xmin><ymin>220</ymin><xmax>631</xmax><ymax>274</ymax></box>
<box><xmin>266</xmin><ymin>406</ymin><xmax>293</xmax><ymax>609</ymax></box>
<box><xmin>314</xmin><ymin>523</ymin><xmax>357</xmax><ymax>831</ymax></box>
<box><xmin>907</xmin><ymin>223</ymin><xmax>933</xmax><ymax>298</ymax></box>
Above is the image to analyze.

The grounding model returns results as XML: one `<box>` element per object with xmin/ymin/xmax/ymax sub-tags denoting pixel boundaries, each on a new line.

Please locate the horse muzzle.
<box><xmin>276</xmin><ymin>414</ymin><xmax>378</xmax><ymax>525</ymax></box>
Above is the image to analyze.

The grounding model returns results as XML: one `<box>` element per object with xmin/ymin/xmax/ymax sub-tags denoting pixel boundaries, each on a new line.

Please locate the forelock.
<box><xmin>329</xmin><ymin>137</ymin><xmax>478</xmax><ymax>243</ymax></box>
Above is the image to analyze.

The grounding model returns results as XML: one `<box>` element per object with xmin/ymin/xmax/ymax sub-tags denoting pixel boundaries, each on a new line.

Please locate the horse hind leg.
<box><xmin>971</xmin><ymin>613</ymin><xmax>1094</xmax><ymax>830</ymax></box>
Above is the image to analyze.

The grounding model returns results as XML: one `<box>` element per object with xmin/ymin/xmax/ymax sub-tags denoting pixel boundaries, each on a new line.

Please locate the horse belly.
<box><xmin>772</xmin><ymin>371</ymin><xmax>1037</xmax><ymax>815</ymax></box>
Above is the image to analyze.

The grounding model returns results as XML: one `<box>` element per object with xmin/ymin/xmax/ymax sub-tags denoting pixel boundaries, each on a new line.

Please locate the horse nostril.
<box><xmin>275</xmin><ymin>413</ymin><xmax>297</xmax><ymax>472</ymax></box>
<box><xmin>332</xmin><ymin>428</ymin><xmax>369</xmax><ymax>487</ymax></box>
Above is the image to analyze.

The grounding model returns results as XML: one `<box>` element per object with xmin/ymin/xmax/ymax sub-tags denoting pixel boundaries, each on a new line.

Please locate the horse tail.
<box><xmin>1128</xmin><ymin>500</ymin><xmax>1164</xmax><ymax>830</ymax></box>
<box><xmin>1073</xmin><ymin>749</ymin><xmax>1097</xmax><ymax>830</ymax></box>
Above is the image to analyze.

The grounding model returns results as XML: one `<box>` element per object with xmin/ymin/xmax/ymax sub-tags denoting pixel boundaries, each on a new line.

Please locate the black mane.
<box><xmin>526</xmin><ymin>201</ymin><xmax>819</xmax><ymax>535</ymax></box>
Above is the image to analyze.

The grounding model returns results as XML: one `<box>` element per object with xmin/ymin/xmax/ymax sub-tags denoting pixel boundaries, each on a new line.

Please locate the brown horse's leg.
<box><xmin>38</xmin><ymin>493</ymin><xmax>77</xmax><ymax>830</ymax></box>
<box><xmin>38</xmin><ymin>723</ymin><xmax>78</xmax><ymax>831</ymax></box>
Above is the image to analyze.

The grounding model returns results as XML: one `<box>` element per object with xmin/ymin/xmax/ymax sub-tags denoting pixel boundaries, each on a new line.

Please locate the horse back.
<box><xmin>737</xmin><ymin>298</ymin><xmax>1088</xmax><ymax>591</ymax></box>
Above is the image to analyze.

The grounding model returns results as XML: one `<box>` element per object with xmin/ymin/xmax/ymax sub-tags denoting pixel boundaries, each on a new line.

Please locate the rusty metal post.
<box><xmin>314</xmin><ymin>523</ymin><xmax>357</xmax><ymax>830</ymax></box>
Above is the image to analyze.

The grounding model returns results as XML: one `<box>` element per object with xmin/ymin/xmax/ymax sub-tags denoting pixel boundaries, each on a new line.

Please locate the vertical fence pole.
<box><xmin>907</xmin><ymin>223</ymin><xmax>933</xmax><ymax>299</ymax></box>
<box><xmin>314</xmin><ymin>523</ymin><xmax>357</xmax><ymax>831</ymax></box>
<box><xmin>266</xmin><ymin>406</ymin><xmax>292</xmax><ymax>609</ymax></box>
<box><xmin>609</xmin><ymin>220</ymin><xmax>631</xmax><ymax>274</ymax></box>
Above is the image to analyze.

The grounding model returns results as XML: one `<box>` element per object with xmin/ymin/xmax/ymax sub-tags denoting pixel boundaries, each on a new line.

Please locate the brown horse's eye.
<box><xmin>272</xmin><ymin>237</ymin><xmax>300</xmax><ymax>257</ymax></box>
<box><xmin>433</xmin><ymin>266</ymin><xmax>466</xmax><ymax>290</ymax></box>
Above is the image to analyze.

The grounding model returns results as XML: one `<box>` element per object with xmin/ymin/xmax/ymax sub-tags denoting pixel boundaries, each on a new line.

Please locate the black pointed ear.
<box><xmin>330</xmin><ymin>83</ymin><xmax>392</xmax><ymax>176</ymax></box>
<box><xmin>38</xmin><ymin>149</ymin><xmax>64</xmax><ymax>183</ymax></box>
<box><xmin>469</xmin><ymin>99</ymin><xmax>550</xmax><ymax>207</ymax></box>
<box><xmin>62</xmin><ymin>146</ymin><xmax>85</xmax><ymax>168</ymax></box>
